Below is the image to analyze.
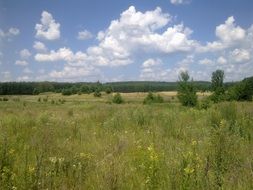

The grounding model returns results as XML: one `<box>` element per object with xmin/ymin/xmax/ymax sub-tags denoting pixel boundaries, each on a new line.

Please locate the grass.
<box><xmin>0</xmin><ymin>92</ymin><xmax>252</xmax><ymax>189</ymax></box>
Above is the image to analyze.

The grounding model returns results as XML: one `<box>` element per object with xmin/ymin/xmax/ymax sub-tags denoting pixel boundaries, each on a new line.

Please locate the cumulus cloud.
<box><xmin>35</xmin><ymin>6</ymin><xmax>197</xmax><ymax>67</ymax></box>
<box><xmin>142</xmin><ymin>58</ymin><xmax>162</xmax><ymax>68</ymax></box>
<box><xmin>198</xmin><ymin>58</ymin><xmax>214</xmax><ymax>65</ymax></box>
<box><xmin>217</xmin><ymin>56</ymin><xmax>227</xmax><ymax>64</ymax></box>
<box><xmin>34</xmin><ymin>47</ymin><xmax>87</xmax><ymax>63</ymax></box>
<box><xmin>0</xmin><ymin>27</ymin><xmax>20</xmax><ymax>40</ymax></box>
<box><xmin>77</xmin><ymin>30</ymin><xmax>93</xmax><ymax>40</ymax></box>
<box><xmin>15</xmin><ymin>60</ymin><xmax>29</xmax><ymax>66</ymax></box>
<box><xmin>88</xmin><ymin>6</ymin><xmax>197</xmax><ymax>66</ymax></box>
<box><xmin>198</xmin><ymin>16</ymin><xmax>248</xmax><ymax>52</ymax></box>
<box><xmin>33</xmin><ymin>41</ymin><xmax>47</xmax><ymax>52</ymax></box>
<box><xmin>20</xmin><ymin>49</ymin><xmax>31</xmax><ymax>59</ymax></box>
<box><xmin>35</xmin><ymin>11</ymin><xmax>60</xmax><ymax>40</ymax></box>
<box><xmin>49</xmin><ymin>65</ymin><xmax>99</xmax><ymax>80</ymax></box>
<box><xmin>230</xmin><ymin>48</ymin><xmax>250</xmax><ymax>63</ymax></box>
<box><xmin>170</xmin><ymin>0</ymin><xmax>190</xmax><ymax>5</ymax></box>
<box><xmin>216</xmin><ymin>16</ymin><xmax>245</xmax><ymax>44</ymax></box>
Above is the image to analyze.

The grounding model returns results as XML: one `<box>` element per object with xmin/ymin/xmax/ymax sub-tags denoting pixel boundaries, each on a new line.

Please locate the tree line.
<box><xmin>0</xmin><ymin>80</ymin><xmax>233</xmax><ymax>95</ymax></box>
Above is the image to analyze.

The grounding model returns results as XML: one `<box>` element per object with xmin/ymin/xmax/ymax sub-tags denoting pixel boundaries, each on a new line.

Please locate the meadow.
<box><xmin>0</xmin><ymin>92</ymin><xmax>252</xmax><ymax>189</ymax></box>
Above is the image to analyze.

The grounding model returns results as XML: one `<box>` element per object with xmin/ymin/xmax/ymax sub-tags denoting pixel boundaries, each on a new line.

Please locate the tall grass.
<box><xmin>0</xmin><ymin>98</ymin><xmax>252</xmax><ymax>189</ymax></box>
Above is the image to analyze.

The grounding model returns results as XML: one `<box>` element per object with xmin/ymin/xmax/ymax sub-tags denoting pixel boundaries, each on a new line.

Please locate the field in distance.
<box><xmin>0</xmin><ymin>93</ymin><xmax>252</xmax><ymax>189</ymax></box>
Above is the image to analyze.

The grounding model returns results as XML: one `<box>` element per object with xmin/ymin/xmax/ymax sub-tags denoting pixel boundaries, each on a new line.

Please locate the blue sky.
<box><xmin>1</xmin><ymin>0</ymin><xmax>253</xmax><ymax>82</ymax></box>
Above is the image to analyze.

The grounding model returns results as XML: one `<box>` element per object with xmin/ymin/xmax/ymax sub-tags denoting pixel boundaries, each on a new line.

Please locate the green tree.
<box><xmin>177</xmin><ymin>71</ymin><xmax>197</xmax><ymax>107</ymax></box>
<box><xmin>211</xmin><ymin>70</ymin><xmax>225</xmax><ymax>102</ymax></box>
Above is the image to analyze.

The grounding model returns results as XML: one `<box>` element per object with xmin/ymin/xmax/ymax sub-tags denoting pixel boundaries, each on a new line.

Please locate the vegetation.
<box><xmin>0</xmin><ymin>70</ymin><xmax>252</xmax><ymax>189</ymax></box>
<box><xmin>93</xmin><ymin>89</ymin><xmax>102</xmax><ymax>97</ymax></box>
<box><xmin>210</xmin><ymin>70</ymin><xmax>225</xmax><ymax>102</ymax></box>
<box><xmin>112</xmin><ymin>93</ymin><xmax>124</xmax><ymax>104</ymax></box>
<box><xmin>143</xmin><ymin>92</ymin><xmax>164</xmax><ymax>104</ymax></box>
<box><xmin>177</xmin><ymin>71</ymin><xmax>198</xmax><ymax>107</ymax></box>
<box><xmin>0</xmin><ymin>81</ymin><xmax>212</xmax><ymax>95</ymax></box>
<box><xmin>227</xmin><ymin>78</ymin><xmax>253</xmax><ymax>101</ymax></box>
<box><xmin>0</xmin><ymin>94</ymin><xmax>252</xmax><ymax>189</ymax></box>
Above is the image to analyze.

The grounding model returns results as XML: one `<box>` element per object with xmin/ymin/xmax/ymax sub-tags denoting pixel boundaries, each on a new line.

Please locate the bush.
<box><xmin>143</xmin><ymin>92</ymin><xmax>164</xmax><ymax>104</ymax></box>
<box><xmin>62</xmin><ymin>89</ymin><xmax>72</xmax><ymax>96</ymax></box>
<box><xmin>33</xmin><ymin>88</ymin><xmax>39</xmax><ymax>95</ymax></box>
<box><xmin>198</xmin><ymin>97</ymin><xmax>212</xmax><ymax>110</ymax></box>
<box><xmin>3</xmin><ymin>97</ymin><xmax>9</xmax><ymax>101</ymax></box>
<box><xmin>94</xmin><ymin>90</ymin><xmax>101</xmax><ymax>97</ymax></box>
<box><xmin>105</xmin><ymin>87</ymin><xmax>113</xmax><ymax>94</ymax></box>
<box><xmin>227</xmin><ymin>81</ymin><xmax>252</xmax><ymax>101</ymax></box>
<box><xmin>112</xmin><ymin>93</ymin><xmax>124</xmax><ymax>104</ymax></box>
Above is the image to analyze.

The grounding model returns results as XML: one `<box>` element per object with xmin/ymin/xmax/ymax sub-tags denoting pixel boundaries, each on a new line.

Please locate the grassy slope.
<box><xmin>0</xmin><ymin>93</ymin><xmax>252</xmax><ymax>189</ymax></box>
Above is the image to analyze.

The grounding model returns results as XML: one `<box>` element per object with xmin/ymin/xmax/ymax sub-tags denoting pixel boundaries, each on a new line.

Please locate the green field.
<box><xmin>0</xmin><ymin>93</ymin><xmax>253</xmax><ymax>189</ymax></box>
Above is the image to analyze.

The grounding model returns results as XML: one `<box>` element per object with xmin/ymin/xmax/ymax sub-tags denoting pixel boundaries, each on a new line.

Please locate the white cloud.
<box><xmin>23</xmin><ymin>68</ymin><xmax>33</xmax><ymax>74</ymax></box>
<box><xmin>170</xmin><ymin>0</ymin><xmax>190</xmax><ymax>5</ymax></box>
<box><xmin>15</xmin><ymin>60</ymin><xmax>28</xmax><ymax>66</ymax></box>
<box><xmin>198</xmin><ymin>58</ymin><xmax>214</xmax><ymax>65</ymax></box>
<box><xmin>177</xmin><ymin>55</ymin><xmax>194</xmax><ymax>66</ymax></box>
<box><xmin>8</xmin><ymin>28</ymin><xmax>20</xmax><ymax>36</ymax></box>
<box><xmin>142</xmin><ymin>58</ymin><xmax>162</xmax><ymax>68</ymax></box>
<box><xmin>1</xmin><ymin>71</ymin><xmax>11</xmax><ymax>81</ymax></box>
<box><xmin>0</xmin><ymin>27</ymin><xmax>20</xmax><ymax>40</ymax></box>
<box><xmin>198</xmin><ymin>16</ymin><xmax>247</xmax><ymax>52</ymax></box>
<box><xmin>33</xmin><ymin>41</ymin><xmax>47</xmax><ymax>52</ymax></box>
<box><xmin>217</xmin><ymin>56</ymin><xmax>227</xmax><ymax>64</ymax></box>
<box><xmin>35</xmin><ymin>11</ymin><xmax>60</xmax><ymax>40</ymax></box>
<box><xmin>77</xmin><ymin>30</ymin><xmax>93</xmax><ymax>40</ymax></box>
<box><xmin>17</xmin><ymin>75</ymin><xmax>30</xmax><ymax>81</ymax></box>
<box><xmin>230</xmin><ymin>48</ymin><xmax>250</xmax><ymax>63</ymax></box>
<box><xmin>20</xmin><ymin>49</ymin><xmax>31</xmax><ymax>59</ymax></box>
<box><xmin>49</xmin><ymin>65</ymin><xmax>99</xmax><ymax>80</ymax></box>
<box><xmin>87</xmin><ymin>6</ymin><xmax>197</xmax><ymax>66</ymax></box>
<box><xmin>216</xmin><ymin>16</ymin><xmax>245</xmax><ymax>44</ymax></box>
<box><xmin>35</xmin><ymin>47</ymin><xmax>87</xmax><ymax>63</ymax></box>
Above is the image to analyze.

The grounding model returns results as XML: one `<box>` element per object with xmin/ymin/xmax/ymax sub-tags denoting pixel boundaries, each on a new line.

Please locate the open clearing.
<box><xmin>0</xmin><ymin>93</ymin><xmax>252</xmax><ymax>189</ymax></box>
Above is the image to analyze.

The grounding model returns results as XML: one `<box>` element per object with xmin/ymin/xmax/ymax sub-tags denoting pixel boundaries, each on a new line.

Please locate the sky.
<box><xmin>1</xmin><ymin>0</ymin><xmax>253</xmax><ymax>82</ymax></box>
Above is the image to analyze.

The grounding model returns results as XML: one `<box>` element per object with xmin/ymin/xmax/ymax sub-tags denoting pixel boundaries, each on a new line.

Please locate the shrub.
<box><xmin>227</xmin><ymin>81</ymin><xmax>252</xmax><ymax>101</ymax></box>
<box><xmin>143</xmin><ymin>92</ymin><xmax>164</xmax><ymax>104</ymax></box>
<box><xmin>62</xmin><ymin>89</ymin><xmax>72</xmax><ymax>96</ymax></box>
<box><xmin>33</xmin><ymin>88</ymin><xmax>39</xmax><ymax>95</ymax></box>
<box><xmin>3</xmin><ymin>97</ymin><xmax>9</xmax><ymax>101</ymax></box>
<box><xmin>198</xmin><ymin>97</ymin><xmax>212</xmax><ymax>110</ymax></box>
<box><xmin>112</xmin><ymin>93</ymin><xmax>124</xmax><ymax>104</ymax></box>
<box><xmin>94</xmin><ymin>90</ymin><xmax>101</xmax><ymax>97</ymax></box>
<box><xmin>105</xmin><ymin>87</ymin><xmax>113</xmax><ymax>94</ymax></box>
